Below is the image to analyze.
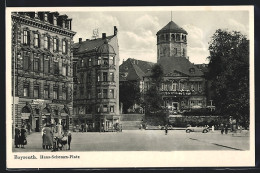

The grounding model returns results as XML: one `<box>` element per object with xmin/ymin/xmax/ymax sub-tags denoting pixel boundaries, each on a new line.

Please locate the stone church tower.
<box><xmin>156</xmin><ymin>20</ymin><xmax>188</xmax><ymax>61</ymax></box>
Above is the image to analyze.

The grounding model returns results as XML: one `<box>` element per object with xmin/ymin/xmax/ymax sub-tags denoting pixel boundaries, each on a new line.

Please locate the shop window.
<box><xmin>34</xmin><ymin>85</ymin><xmax>39</xmax><ymax>98</ymax></box>
<box><xmin>103</xmin><ymin>105</ymin><xmax>108</xmax><ymax>112</ymax></box>
<box><xmin>34</xmin><ymin>33</ymin><xmax>40</xmax><ymax>47</ymax></box>
<box><xmin>110</xmin><ymin>106</ymin><xmax>114</xmax><ymax>113</ymax></box>
<box><xmin>103</xmin><ymin>72</ymin><xmax>107</xmax><ymax>82</ymax></box>
<box><xmin>109</xmin><ymin>89</ymin><xmax>114</xmax><ymax>98</ymax></box>
<box><xmin>23</xmin><ymin>84</ymin><xmax>29</xmax><ymax>97</ymax></box>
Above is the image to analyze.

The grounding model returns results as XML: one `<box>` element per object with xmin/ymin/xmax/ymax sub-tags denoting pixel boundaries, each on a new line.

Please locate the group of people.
<box><xmin>42</xmin><ymin>123</ymin><xmax>72</xmax><ymax>151</ymax></box>
<box><xmin>14</xmin><ymin>124</ymin><xmax>27</xmax><ymax>148</ymax></box>
<box><xmin>220</xmin><ymin>124</ymin><xmax>229</xmax><ymax>134</ymax></box>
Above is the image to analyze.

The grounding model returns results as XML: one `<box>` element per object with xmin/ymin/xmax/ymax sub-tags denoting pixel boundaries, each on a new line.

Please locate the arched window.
<box><xmin>176</xmin><ymin>34</ymin><xmax>180</xmax><ymax>41</ymax></box>
<box><xmin>182</xmin><ymin>35</ymin><xmax>184</xmax><ymax>40</ymax></box>
<box><xmin>171</xmin><ymin>34</ymin><xmax>175</xmax><ymax>41</ymax></box>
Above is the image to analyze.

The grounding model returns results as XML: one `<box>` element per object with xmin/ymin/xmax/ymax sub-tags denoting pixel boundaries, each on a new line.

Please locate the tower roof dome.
<box><xmin>157</xmin><ymin>21</ymin><xmax>188</xmax><ymax>35</ymax></box>
<box><xmin>97</xmin><ymin>40</ymin><xmax>116</xmax><ymax>55</ymax></box>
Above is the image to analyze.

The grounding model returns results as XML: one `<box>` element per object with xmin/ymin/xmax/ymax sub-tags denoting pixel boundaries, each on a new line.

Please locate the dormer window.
<box><xmin>53</xmin><ymin>16</ymin><xmax>57</xmax><ymax>26</ymax></box>
<box><xmin>189</xmin><ymin>68</ymin><xmax>195</xmax><ymax>74</ymax></box>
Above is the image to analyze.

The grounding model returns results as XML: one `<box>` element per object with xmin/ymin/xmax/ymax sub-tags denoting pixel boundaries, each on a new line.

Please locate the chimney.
<box><xmin>79</xmin><ymin>38</ymin><xmax>82</xmax><ymax>43</ymax></box>
<box><xmin>114</xmin><ymin>26</ymin><xmax>118</xmax><ymax>35</ymax></box>
<box><xmin>102</xmin><ymin>33</ymin><xmax>106</xmax><ymax>39</ymax></box>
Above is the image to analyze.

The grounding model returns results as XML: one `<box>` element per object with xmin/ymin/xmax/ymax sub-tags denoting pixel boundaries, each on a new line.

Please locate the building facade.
<box><xmin>145</xmin><ymin>20</ymin><xmax>207</xmax><ymax>113</ymax></box>
<box><xmin>72</xmin><ymin>28</ymin><xmax>120</xmax><ymax>132</ymax></box>
<box><xmin>11</xmin><ymin>12</ymin><xmax>76</xmax><ymax>131</ymax></box>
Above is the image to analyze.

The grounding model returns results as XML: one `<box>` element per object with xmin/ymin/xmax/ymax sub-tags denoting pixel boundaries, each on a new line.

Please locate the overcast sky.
<box><xmin>64</xmin><ymin>10</ymin><xmax>249</xmax><ymax>65</ymax></box>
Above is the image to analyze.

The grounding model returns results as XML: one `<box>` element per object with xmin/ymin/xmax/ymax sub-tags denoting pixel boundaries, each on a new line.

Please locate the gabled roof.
<box><xmin>73</xmin><ymin>35</ymin><xmax>115</xmax><ymax>54</ymax></box>
<box><xmin>158</xmin><ymin>56</ymin><xmax>204</xmax><ymax>76</ymax></box>
<box><xmin>157</xmin><ymin>21</ymin><xmax>188</xmax><ymax>35</ymax></box>
<box><xmin>119</xmin><ymin>58</ymin><xmax>155</xmax><ymax>81</ymax></box>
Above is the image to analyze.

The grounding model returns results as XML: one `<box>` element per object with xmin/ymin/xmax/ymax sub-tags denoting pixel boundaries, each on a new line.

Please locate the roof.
<box><xmin>157</xmin><ymin>21</ymin><xmax>188</xmax><ymax>35</ymax></box>
<box><xmin>119</xmin><ymin>58</ymin><xmax>155</xmax><ymax>81</ymax></box>
<box><xmin>97</xmin><ymin>39</ymin><xmax>116</xmax><ymax>55</ymax></box>
<box><xmin>73</xmin><ymin>35</ymin><xmax>115</xmax><ymax>54</ymax></box>
<box><xmin>158</xmin><ymin>56</ymin><xmax>204</xmax><ymax>76</ymax></box>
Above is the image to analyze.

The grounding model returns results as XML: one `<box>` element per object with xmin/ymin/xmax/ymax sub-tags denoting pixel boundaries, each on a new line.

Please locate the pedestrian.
<box><xmin>225</xmin><ymin>124</ymin><xmax>228</xmax><ymax>134</ymax></box>
<box><xmin>85</xmin><ymin>124</ymin><xmax>88</xmax><ymax>132</ymax></box>
<box><xmin>57</xmin><ymin>123</ymin><xmax>62</xmax><ymax>136</ymax></box>
<box><xmin>212</xmin><ymin>125</ymin><xmax>215</xmax><ymax>132</ymax></box>
<box><xmin>165</xmin><ymin>124</ymin><xmax>168</xmax><ymax>135</ymax></box>
<box><xmin>66</xmin><ymin>130</ymin><xmax>72</xmax><ymax>150</ymax></box>
<box><xmin>14</xmin><ymin>124</ymin><xmax>20</xmax><ymax>148</ymax></box>
<box><xmin>19</xmin><ymin>125</ymin><xmax>27</xmax><ymax>148</ymax></box>
<box><xmin>81</xmin><ymin>123</ymin><xmax>84</xmax><ymax>133</ymax></box>
<box><xmin>220</xmin><ymin>123</ymin><xmax>224</xmax><ymax>134</ymax></box>
<box><xmin>27</xmin><ymin>122</ymin><xmax>31</xmax><ymax>135</ymax></box>
<box><xmin>42</xmin><ymin>123</ymin><xmax>53</xmax><ymax>150</ymax></box>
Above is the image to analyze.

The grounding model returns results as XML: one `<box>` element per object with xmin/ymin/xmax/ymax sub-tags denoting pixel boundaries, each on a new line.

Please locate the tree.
<box><xmin>144</xmin><ymin>64</ymin><xmax>164</xmax><ymax>113</ymax></box>
<box><xmin>207</xmin><ymin>29</ymin><xmax>249</xmax><ymax>128</ymax></box>
<box><xmin>119</xmin><ymin>81</ymin><xmax>141</xmax><ymax>114</ymax></box>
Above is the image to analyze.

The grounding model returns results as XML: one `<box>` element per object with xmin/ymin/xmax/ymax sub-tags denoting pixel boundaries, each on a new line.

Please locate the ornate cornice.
<box><xmin>12</xmin><ymin>13</ymin><xmax>76</xmax><ymax>38</ymax></box>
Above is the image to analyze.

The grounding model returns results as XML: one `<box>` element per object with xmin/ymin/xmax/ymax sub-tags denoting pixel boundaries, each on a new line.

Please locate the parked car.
<box><xmin>186</xmin><ymin>126</ymin><xmax>210</xmax><ymax>133</ymax></box>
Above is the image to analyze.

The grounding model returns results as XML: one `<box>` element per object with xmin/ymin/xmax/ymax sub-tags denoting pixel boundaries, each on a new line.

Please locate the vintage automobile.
<box><xmin>186</xmin><ymin>126</ymin><xmax>210</xmax><ymax>133</ymax></box>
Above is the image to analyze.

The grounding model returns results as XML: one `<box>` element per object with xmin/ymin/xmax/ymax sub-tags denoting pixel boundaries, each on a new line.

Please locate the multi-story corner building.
<box><xmin>144</xmin><ymin>20</ymin><xmax>207</xmax><ymax>112</ymax></box>
<box><xmin>11</xmin><ymin>12</ymin><xmax>76</xmax><ymax>131</ymax></box>
<box><xmin>72</xmin><ymin>27</ymin><xmax>120</xmax><ymax>132</ymax></box>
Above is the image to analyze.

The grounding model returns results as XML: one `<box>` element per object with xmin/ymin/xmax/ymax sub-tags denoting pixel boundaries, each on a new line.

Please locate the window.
<box><xmin>109</xmin><ymin>56</ymin><xmax>114</xmax><ymax>65</ymax></box>
<box><xmin>63</xmin><ymin>89</ymin><xmax>67</xmax><ymax>100</ymax></box>
<box><xmin>62</xmin><ymin>40</ymin><xmax>67</xmax><ymax>54</ymax></box>
<box><xmin>190</xmin><ymin>100</ymin><xmax>194</xmax><ymax>105</ymax></box>
<box><xmin>103</xmin><ymin>72</ymin><xmax>107</xmax><ymax>81</ymax></box>
<box><xmin>172</xmin><ymin>83</ymin><xmax>177</xmax><ymax>91</ymax></box>
<box><xmin>198</xmin><ymin>83</ymin><xmax>202</xmax><ymax>91</ymax></box>
<box><xmin>171</xmin><ymin>34</ymin><xmax>175</xmax><ymax>41</ymax></box>
<box><xmin>53</xmin><ymin>38</ymin><xmax>59</xmax><ymax>51</ymax></box>
<box><xmin>103</xmin><ymin>105</ymin><xmax>108</xmax><ymax>112</ymax></box>
<box><xmin>97</xmin><ymin>73</ymin><xmax>101</xmax><ymax>82</ymax></box>
<box><xmin>176</xmin><ymin>34</ymin><xmax>180</xmax><ymax>41</ymax></box>
<box><xmin>97</xmin><ymin>89</ymin><xmax>102</xmax><ymax>98</ymax></box>
<box><xmin>109</xmin><ymin>89</ymin><xmax>114</xmax><ymax>98</ymax></box>
<box><xmin>87</xmin><ymin>89</ymin><xmax>91</xmax><ymax>99</ymax></box>
<box><xmin>54</xmin><ymin>62</ymin><xmax>59</xmax><ymax>75</ymax></box>
<box><xmin>34</xmin><ymin>86</ymin><xmax>39</xmax><ymax>98</ymax></box>
<box><xmin>198</xmin><ymin>100</ymin><xmax>202</xmax><ymax>106</ymax></box>
<box><xmin>44</xmin><ymin>36</ymin><xmax>50</xmax><ymax>50</ymax></box>
<box><xmin>103</xmin><ymin>89</ymin><xmax>107</xmax><ymax>98</ymax></box>
<box><xmin>103</xmin><ymin>57</ymin><xmax>109</xmax><ymax>65</ymax></box>
<box><xmin>23</xmin><ymin>30</ymin><xmax>30</xmax><ymax>45</ymax></box>
<box><xmin>62</xmin><ymin>64</ymin><xmax>67</xmax><ymax>76</ymax></box>
<box><xmin>44</xmin><ymin>13</ymin><xmax>48</xmax><ymax>22</ymax></box>
<box><xmin>34</xmin><ymin>33</ymin><xmax>40</xmax><ymax>47</ymax></box>
<box><xmin>97</xmin><ymin>57</ymin><xmax>101</xmax><ymax>65</ymax></box>
<box><xmin>53</xmin><ymin>16</ymin><xmax>57</xmax><ymax>26</ymax></box>
<box><xmin>81</xmin><ymin>59</ymin><xmax>84</xmax><ymax>67</ymax></box>
<box><xmin>191</xmin><ymin>84</ymin><xmax>194</xmax><ymax>90</ymax></box>
<box><xmin>110</xmin><ymin>106</ymin><xmax>114</xmax><ymax>113</ymax></box>
<box><xmin>87</xmin><ymin>72</ymin><xmax>91</xmax><ymax>83</ymax></box>
<box><xmin>44</xmin><ymin>59</ymin><xmax>50</xmax><ymax>73</ymax></box>
<box><xmin>23</xmin><ymin>55</ymin><xmax>29</xmax><ymax>70</ymax></box>
<box><xmin>33</xmin><ymin>57</ymin><xmax>40</xmax><ymax>71</ymax></box>
<box><xmin>53</xmin><ymin>87</ymin><xmax>58</xmax><ymax>99</ymax></box>
<box><xmin>23</xmin><ymin>85</ymin><xmax>29</xmax><ymax>97</ymax></box>
<box><xmin>182</xmin><ymin>35</ymin><xmax>184</xmax><ymax>40</ymax></box>
<box><xmin>44</xmin><ymin>86</ymin><xmax>49</xmax><ymax>99</ymax></box>
<box><xmin>97</xmin><ymin>106</ymin><xmax>101</xmax><ymax>113</ymax></box>
<box><xmin>88</xmin><ymin>58</ymin><xmax>92</xmax><ymax>67</ymax></box>
<box><xmin>110</xmin><ymin>72</ymin><xmax>114</xmax><ymax>81</ymax></box>
<box><xmin>182</xmin><ymin>48</ymin><xmax>185</xmax><ymax>57</ymax></box>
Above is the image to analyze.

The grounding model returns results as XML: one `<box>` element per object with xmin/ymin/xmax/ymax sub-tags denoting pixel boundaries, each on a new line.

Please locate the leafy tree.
<box><xmin>207</xmin><ymin>29</ymin><xmax>249</xmax><ymax>128</ymax></box>
<box><xmin>144</xmin><ymin>64</ymin><xmax>164</xmax><ymax>113</ymax></box>
<box><xmin>119</xmin><ymin>81</ymin><xmax>141</xmax><ymax>114</ymax></box>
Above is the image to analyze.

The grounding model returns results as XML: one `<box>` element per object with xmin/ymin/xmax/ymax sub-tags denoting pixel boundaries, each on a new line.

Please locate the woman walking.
<box><xmin>19</xmin><ymin>125</ymin><xmax>27</xmax><ymax>148</ymax></box>
<box><xmin>42</xmin><ymin>123</ymin><xmax>53</xmax><ymax>149</ymax></box>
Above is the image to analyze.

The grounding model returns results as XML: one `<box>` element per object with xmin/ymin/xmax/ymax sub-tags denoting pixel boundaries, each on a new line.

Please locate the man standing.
<box><xmin>14</xmin><ymin>124</ymin><xmax>20</xmax><ymax>148</ymax></box>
